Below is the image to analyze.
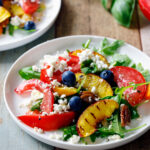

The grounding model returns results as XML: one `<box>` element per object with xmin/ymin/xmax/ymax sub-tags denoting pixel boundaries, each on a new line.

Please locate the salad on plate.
<box><xmin>15</xmin><ymin>39</ymin><xmax>150</xmax><ymax>144</ymax></box>
<box><xmin>0</xmin><ymin>0</ymin><xmax>45</xmax><ymax>36</ymax></box>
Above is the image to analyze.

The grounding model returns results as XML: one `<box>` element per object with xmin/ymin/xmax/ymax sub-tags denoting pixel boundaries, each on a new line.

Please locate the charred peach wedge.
<box><xmin>71</xmin><ymin>49</ymin><xmax>109</xmax><ymax>66</ymax></box>
<box><xmin>77</xmin><ymin>99</ymin><xmax>119</xmax><ymax>137</ymax></box>
<box><xmin>75</xmin><ymin>73</ymin><xmax>113</xmax><ymax>98</ymax></box>
<box><xmin>53</xmin><ymin>86</ymin><xmax>77</xmax><ymax>96</ymax></box>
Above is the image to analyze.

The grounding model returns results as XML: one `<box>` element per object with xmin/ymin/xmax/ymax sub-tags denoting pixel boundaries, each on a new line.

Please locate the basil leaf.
<box><xmin>111</xmin><ymin>0</ymin><xmax>136</xmax><ymax>27</ymax></box>
<box><xmin>111</xmin><ymin>54</ymin><xmax>132</xmax><ymax>67</ymax></box>
<box><xmin>8</xmin><ymin>24</ymin><xmax>14</xmax><ymax>36</ymax></box>
<box><xmin>101</xmin><ymin>40</ymin><xmax>124</xmax><ymax>55</ymax></box>
<box><xmin>19</xmin><ymin>66</ymin><xmax>41</xmax><ymax>80</ymax></box>
<box><xmin>31</xmin><ymin>99</ymin><xmax>42</xmax><ymax>111</ymax></box>
<box><xmin>101</xmin><ymin>38</ymin><xmax>110</xmax><ymax>49</ymax></box>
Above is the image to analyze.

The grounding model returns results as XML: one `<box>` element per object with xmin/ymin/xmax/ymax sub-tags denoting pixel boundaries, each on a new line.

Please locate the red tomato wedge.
<box><xmin>21</xmin><ymin>0</ymin><xmax>40</xmax><ymax>14</ymax></box>
<box><xmin>18</xmin><ymin>112</ymin><xmax>75</xmax><ymax>131</ymax></box>
<box><xmin>67</xmin><ymin>55</ymin><xmax>81</xmax><ymax>73</ymax></box>
<box><xmin>15</xmin><ymin>79</ymin><xmax>54</xmax><ymax>113</ymax></box>
<box><xmin>139</xmin><ymin>0</ymin><xmax>150</xmax><ymax>21</ymax></box>
<box><xmin>111</xmin><ymin>66</ymin><xmax>146</xmax><ymax>106</ymax></box>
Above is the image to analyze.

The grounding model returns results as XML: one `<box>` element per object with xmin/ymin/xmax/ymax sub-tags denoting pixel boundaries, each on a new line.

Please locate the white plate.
<box><xmin>4</xmin><ymin>35</ymin><xmax>150</xmax><ymax>150</ymax></box>
<box><xmin>0</xmin><ymin>0</ymin><xmax>61</xmax><ymax>51</ymax></box>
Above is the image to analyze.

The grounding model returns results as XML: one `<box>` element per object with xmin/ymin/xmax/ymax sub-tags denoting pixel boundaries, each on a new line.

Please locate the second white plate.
<box><xmin>0</xmin><ymin>0</ymin><xmax>61</xmax><ymax>51</ymax></box>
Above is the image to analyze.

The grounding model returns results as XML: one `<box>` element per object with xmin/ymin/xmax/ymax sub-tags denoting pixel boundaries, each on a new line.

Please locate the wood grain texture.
<box><xmin>138</xmin><ymin>7</ymin><xmax>150</xmax><ymax>56</ymax></box>
<box><xmin>0</xmin><ymin>27</ymin><xmax>55</xmax><ymax>150</ymax></box>
<box><xmin>56</xmin><ymin>0</ymin><xmax>141</xmax><ymax>49</ymax></box>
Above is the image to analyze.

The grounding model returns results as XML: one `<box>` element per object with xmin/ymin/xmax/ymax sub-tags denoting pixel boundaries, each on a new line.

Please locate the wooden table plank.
<box><xmin>56</xmin><ymin>0</ymin><xmax>141</xmax><ymax>49</ymax></box>
<box><xmin>138</xmin><ymin>7</ymin><xmax>150</xmax><ymax>56</ymax></box>
<box><xmin>0</xmin><ymin>27</ymin><xmax>55</xmax><ymax>150</ymax></box>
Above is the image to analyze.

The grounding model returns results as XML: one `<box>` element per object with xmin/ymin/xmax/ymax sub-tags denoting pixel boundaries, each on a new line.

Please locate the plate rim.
<box><xmin>3</xmin><ymin>35</ymin><xmax>150</xmax><ymax>150</ymax></box>
<box><xmin>0</xmin><ymin>0</ymin><xmax>61</xmax><ymax>51</ymax></box>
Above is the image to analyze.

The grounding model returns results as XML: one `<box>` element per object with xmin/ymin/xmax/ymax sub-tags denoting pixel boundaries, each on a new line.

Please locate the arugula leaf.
<box><xmin>19</xmin><ymin>66</ymin><xmax>41</xmax><ymax>80</ymax></box>
<box><xmin>82</xmin><ymin>39</ymin><xmax>91</xmax><ymax>49</ymax></box>
<box><xmin>101</xmin><ymin>40</ymin><xmax>124</xmax><ymax>55</ymax></box>
<box><xmin>8</xmin><ymin>24</ymin><xmax>14</xmax><ymax>36</ymax></box>
<box><xmin>81</xmin><ymin>59</ymin><xmax>98</xmax><ymax>74</ymax></box>
<box><xmin>62</xmin><ymin>125</ymin><xmax>78</xmax><ymax>141</ymax></box>
<box><xmin>111</xmin><ymin>53</ymin><xmax>132</xmax><ymax>67</ymax></box>
<box><xmin>101</xmin><ymin>38</ymin><xmax>110</xmax><ymax>49</ymax></box>
<box><xmin>30</xmin><ymin>99</ymin><xmax>42</xmax><ymax>111</ymax></box>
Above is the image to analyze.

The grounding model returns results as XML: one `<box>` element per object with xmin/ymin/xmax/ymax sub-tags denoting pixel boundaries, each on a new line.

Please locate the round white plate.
<box><xmin>4</xmin><ymin>35</ymin><xmax>150</xmax><ymax>150</ymax></box>
<box><xmin>0</xmin><ymin>0</ymin><xmax>61</xmax><ymax>51</ymax></box>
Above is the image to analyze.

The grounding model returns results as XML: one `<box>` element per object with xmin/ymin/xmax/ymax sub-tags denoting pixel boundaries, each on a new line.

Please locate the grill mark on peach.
<box><xmin>80</xmin><ymin>126</ymin><xmax>85</xmax><ymax>132</ymax></box>
<box><xmin>96</xmin><ymin>105</ymin><xmax>100</xmax><ymax>111</ymax></box>
<box><xmin>103</xmin><ymin>101</ymin><xmax>107</xmax><ymax>105</ymax></box>
<box><xmin>90</xmin><ymin>112</ymin><xmax>96</xmax><ymax>119</ymax></box>
<box><xmin>85</xmin><ymin>118</ymin><xmax>89</xmax><ymax>124</ymax></box>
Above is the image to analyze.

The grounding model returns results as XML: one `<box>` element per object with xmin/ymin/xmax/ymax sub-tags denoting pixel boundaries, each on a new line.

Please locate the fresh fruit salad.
<box><xmin>15</xmin><ymin>39</ymin><xmax>150</xmax><ymax>144</ymax></box>
<box><xmin>0</xmin><ymin>0</ymin><xmax>45</xmax><ymax>36</ymax></box>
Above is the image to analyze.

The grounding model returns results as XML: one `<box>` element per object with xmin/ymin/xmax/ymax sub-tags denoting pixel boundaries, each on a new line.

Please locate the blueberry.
<box><xmin>62</xmin><ymin>71</ymin><xmax>76</xmax><ymax>87</ymax></box>
<box><xmin>0</xmin><ymin>0</ymin><xmax>2</xmax><ymax>6</ymax></box>
<box><xmin>24</xmin><ymin>21</ymin><xmax>36</xmax><ymax>30</ymax></box>
<box><xmin>69</xmin><ymin>96</ymin><xmax>82</xmax><ymax>111</ymax></box>
<box><xmin>100</xmin><ymin>70</ymin><xmax>114</xmax><ymax>85</ymax></box>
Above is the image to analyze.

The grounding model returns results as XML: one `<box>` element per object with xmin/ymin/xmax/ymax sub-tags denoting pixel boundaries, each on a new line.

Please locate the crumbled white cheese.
<box><xmin>32</xmin><ymin>65</ymin><xmax>41</xmax><ymax>72</ymax></box>
<box><xmin>49</xmin><ymin>132</ymin><xmax>62</xmax><ymax>140</ymax></box>
<box><xmin>108</xmin><ymin>135</ymin><xmax>121</xmax><ymax>141</ymax></box>
<box><xmin>53</xmin><ymin>92</ymin><xmax>59</xmax><ymax>96</ymax></box>
<box><xmin>31</xmin><ymin>89</ymin><xmax>44</xmax><ymax>101</ymax></box>
<box><xmin>46</xmin><ymin>66</ymin><xmax>54</xmax><ymax>78</ymax></box>
<box><xmin>68</xmin><ymin>135</ymin><xmax>80</xmax><ymax>144</ymax></box>
<box><xmin>53</xmin><ymin>102</ymin><xmax>70</xmax><ymax>113</ymax></box>
<box><xmin>60</xmin><ymin>94</ymin><xmax>66</xmax><ymax>98</ymax></box>
<box><xmin>42</xmin><ymin>112</ymin><xmax>48</xmax><ymax>116</ymax></box>
<box><xmin>51</xmin><ymin>80</ymin><xmax>61</xmax><ymax>87</ymax></box>
<box><xmin>77</xmin><ymin>49</ymin><xmax>108</xmax><ymax>71</ymax></box>
<box><xmin>91</xmin><ymin>86</ymin><xmax>96</xmax><ymax>93</ymax></box>
<box><xmin>10</xmin><ymin>16</ymin><xmax>24</xmax><ymax>26</ymax></box>
<box><xmin>34</xmin><ymin>127</ymin><xmax>44</xmax><ymax>134</ymax></box>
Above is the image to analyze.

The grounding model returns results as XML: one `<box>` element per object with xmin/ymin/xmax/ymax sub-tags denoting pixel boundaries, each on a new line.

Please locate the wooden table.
<box><xmin>0</xmin><ymin>0</ymin><xmax>150</xmax><ymax>149</ymax></box>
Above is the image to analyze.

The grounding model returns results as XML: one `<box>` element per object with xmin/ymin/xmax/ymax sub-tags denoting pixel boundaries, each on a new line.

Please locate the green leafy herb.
<box><xmin>8</xmin><ymin>24</ymin><xmax>14</xmax><ymax>36</ymax></box>
<box><xmin>134</xmin><ymin>63</ymin><xmax>150</xmax><ymax>82</ymax></box>
<box><xmin>81</xmin><ymin>59</ymin><xmax>98</xmax><ymax>74</ymax></box>
<box><xmin>19</xmin><ymin>66</ymin><xmax>41</xmax><ymax>80</ymax></box>
<box><xmin>111</xmin><ymin>53</ymin><xmax>132</xmax><ymax>67</ymax></box>
<box><xmin>101</xmin><ymin>38</ymin><xmax>110</xmax><ymax>49</ymax></box>
<box><xmin>31</xmin><ymin>99</ymin><xmax>42</xmax><ymax>111</ymax></box>
<box><xmin>101</xmin><ymin>39</ymin><xmax>124</xmax><ymax>55</ymax></box>
<box><xmin>82</xmin><ymin>39</ymin><xmax>91</xmax><ymax>49</ymax></box>
<box><xmin>111</xmin><ymin>0</ymin><xmax>136</xmax><ymax>27</ymax></box>
<box><xmin>2</xmin><ymin>28</ymin><xmax>6</xmax><ymax>34</ymax></box>
<box><xmin>62</xmin><ymin>125</ymin><xmax>78</xmax><ymax>141</ymax></box>
<box><xmin>101</xmin><ymin>0</ymin><xmax>114</xmax><ymax>11</ymax></box>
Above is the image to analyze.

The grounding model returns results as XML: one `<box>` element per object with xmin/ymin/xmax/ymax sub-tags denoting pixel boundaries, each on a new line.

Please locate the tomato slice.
<box><xmin>139</xmin><ymin>0</ymin><xmax>150</xmax><ymax>21</ymax></box>
<box><xmin>67</xmin><ymin>55</ymin><xmax>81</xmax><ymax>73</ymax></box>
<box><xmin>21</xmin><ymin>0</ymin><xmax>40</xmax><ymax>14</ymax></box>
<box><xmin>18</xmin><ymin>112</ymin><xmax>75</xmax><ymax>131</ymax></box>
<box><xmin>15</xmin><ymin>79</ymin><xmax>54</xmax><ymax>113</ymax></box>
<box><xmin>111</xmin><ymin>66</ymin><xmax>146</xmax><ymax>106</ymax></box>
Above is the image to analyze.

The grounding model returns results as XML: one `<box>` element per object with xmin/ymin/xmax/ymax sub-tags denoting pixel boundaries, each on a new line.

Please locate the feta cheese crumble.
<box><xmin>68</xmin><ymin>135</ymin><xmax>80</xmax><ymax>144</ymax></box>
<box><xmin>49</xmin><ymin>133</ymin><xmax>62</xmax><ymax>140</ymax></box>
<box><xmin>108</xmin><ymin>135</ymin><xmax>121</xmax><ymax>141</ymax></box>
<box><xmin>91</xmin><ymin>86</ymin><xmax>96</xmax><ymax>93</ymax></box>
<box><xmin>31</xmin><ymin>89</ymin><xmax>44</xmax><ymax>101</ymax></box>
<box><xmin>10</xmin><ymin>16</ymin><xmax>24</xmax><ymax>26</ymax></box>
<box><xmin>34</xmin><ymin>127</ymin><xmax>44</xmax><ymax>134</ymax></box>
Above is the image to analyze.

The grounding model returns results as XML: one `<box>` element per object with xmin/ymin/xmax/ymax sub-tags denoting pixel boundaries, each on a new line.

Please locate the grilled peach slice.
<box><xmin>53</xmin><ymin>87</ymin><xmax>77</xmax><ymax>96</ymax></box>
<box><xmin>77</xmin><ymin>99</ymin><xmax>119</xmax><ymax>137</ymax></box>
<box><xmin>0</xmin><ymin>6</ymin><xmax>11</xmax><ymax>23</ymax></box>
<box><xmin>71</xmin><ymin>49</ymin><xmax>109</xmax><ymax>66</ymax></box>
<box><xmin>76</xmin><ymin>73</ymin><xmax>113</xmax><ymax>98</ymax></box>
